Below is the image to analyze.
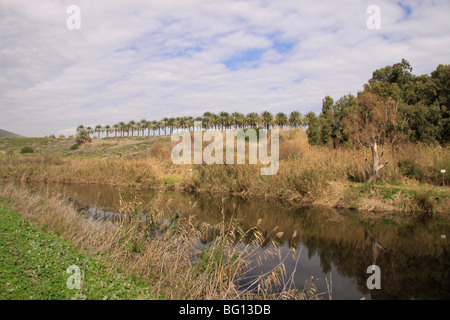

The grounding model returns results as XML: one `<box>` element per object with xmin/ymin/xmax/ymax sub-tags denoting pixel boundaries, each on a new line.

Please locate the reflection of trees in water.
<box><xmin>30</xmin><ymin>182</ymin><xmax>450</xmax><ymax>299</ymax></box>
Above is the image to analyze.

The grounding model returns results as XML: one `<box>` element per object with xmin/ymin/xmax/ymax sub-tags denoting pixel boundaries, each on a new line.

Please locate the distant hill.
<box><xmin>0</xmin><ymin>129</ymin><xmax>23</xmax><ymax>137</ymax></box>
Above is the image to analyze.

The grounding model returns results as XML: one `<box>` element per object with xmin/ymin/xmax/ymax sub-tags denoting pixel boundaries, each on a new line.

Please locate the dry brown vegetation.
<box><xmin>0</xmin><ymin>182</ymin><xmax>320</xmax><ymax>299</ymax></box>
<box><xmin>0</xmin><ymin>130</ymin><xmax>449</xmax><ymax>216</ymax></box>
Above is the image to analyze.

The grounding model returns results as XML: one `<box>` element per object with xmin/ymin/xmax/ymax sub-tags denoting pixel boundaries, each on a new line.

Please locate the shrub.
<box><xmin>20</xmin><ymin>146</ymin><xmax>34</xmax><ymax>154</ymax></box>
<box><xmin>148</xmin><ymin>142</ymin><xmax>171</xmax><ymax>160</ymax></box>
<box><xmin>75</xmin><ymin>129</ymin><xmax>92</xmax><ymax>144</ymax></box>
<box><xmin>398</xmin><ymin>159</ymin><xmax>423</xmax><ymax>180</ymax></box>
<box><xmin>70</xmin><ymin>144</ymin><xmax>79</xmax><ymax>151</ymax></box>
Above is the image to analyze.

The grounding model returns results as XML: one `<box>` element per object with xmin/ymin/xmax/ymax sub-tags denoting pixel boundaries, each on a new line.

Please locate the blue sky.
<box><xmin>1</xmin><ymin>0</ymin><xmax>449</xmax><ymax>137</ymax></box>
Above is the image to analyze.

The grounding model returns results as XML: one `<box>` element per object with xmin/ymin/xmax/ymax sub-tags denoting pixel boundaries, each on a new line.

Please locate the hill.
<box><xmin>0</xmin><ymin>129</ymin><xmax>23</xmax><ymax>137</ymax></box>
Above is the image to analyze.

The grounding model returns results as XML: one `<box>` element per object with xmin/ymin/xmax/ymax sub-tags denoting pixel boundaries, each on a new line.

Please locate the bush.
<box><xmin>20</xmin><ymin>146</ymin><xmax>34</xmax><ymax>154</ymax></box>
<box><xmin>70</xmin><ymin>144</ymin><xmax>79</xmax><ymax>151</ymax></box>
<box><xmin>398</xmin><ymin>159</ymin><xmax>423</xmax><ymax>180</ymax></box>
<box><xmin>75</xmin><ymin>129</ymin><xmax>92</xmax><ymax>145</ymax></box>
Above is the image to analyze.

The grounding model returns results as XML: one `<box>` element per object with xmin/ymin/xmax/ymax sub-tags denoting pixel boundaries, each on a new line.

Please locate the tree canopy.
<box><xmin>307</xmin><ymin>59</ymin><xmax>449</xmax><ymax>147</ymax></box>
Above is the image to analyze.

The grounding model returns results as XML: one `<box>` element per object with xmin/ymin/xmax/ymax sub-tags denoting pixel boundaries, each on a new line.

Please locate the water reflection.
<box><xmin>28</xmin><ymin>182</ymin><xmax>449</xmax><ymax>300</ymax></box>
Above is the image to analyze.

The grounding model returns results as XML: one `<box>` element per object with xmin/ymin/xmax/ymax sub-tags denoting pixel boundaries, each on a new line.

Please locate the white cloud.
<box><xmin>0</xmin><ymin>0</ymin><xmax>449</xmax><ymax>136</ymax></box>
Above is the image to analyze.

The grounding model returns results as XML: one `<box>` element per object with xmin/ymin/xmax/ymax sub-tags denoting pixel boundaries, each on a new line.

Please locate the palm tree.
<box><xmin>139</xmin><ymin>119</ymin><xmax>147</xmax><ymax>136</ymax></box>
<box><xmin>166</xmin><ymin>117</ymin><xmax>176</xmax><ymax>134</ymax></box>
<box><xmin>118</xmin><ymin>122</ymin><xmax>126</xmax><ymax>136</ymax></box>
<box><xmin>218</xmin><ymin>111</ymin><xmax>230</xmax><ymax>130</ymax></box>
<box><xmin>85</xmin><ymin>126</ymin><xmax>93</xmax><ymax>138</ymax></box>
<box><xmin>192</xmin><ymin>117</ymin><xmax>201</xmax><ymax>130</ymax></box>
<box><xmin>136</xmin><ymin>121</ymin><xmax>143</xmax><ymax>136</ymax></box>
<box><xmin>144</xmin><ymin>120</ymin><xmax>151</xmax><ymax>136</ymax></box>
<box><xmin>75</xmin><ymin>129</ymin><xmax>91</xmax><ymax>144</ymax></box>
<box><xmin>275</xmin><ymin>112</ymin><xmax>288</xmax><ymax>129</ymax></box>
<box><xmin>231</xmin><ymin>112</ymin><xmax>245</xmax><ymax>129</ymax></box>
<box><xmin>186</xmin><ymin>116</ymin><xmax>194</xmax><ymax>131</ymax></box>
<box><xmin>150</xmin><ymin>120</ymin><xmax>158</xmax><ymax>136</ymax></box>
<box><xmin>128</xmin><ymin>121</ymin><xmax>136</xmax><ymax>136</ymax></box>
<box><xmin>246</xmin><ymin>112</ymin><xmax>260</xmax><ymax>128</ymax></box>
<box><xmin>162</xmin><ymin>117</ymin><xmax>169</xmax><ymax>135</ymax></box>
<box><xmin>260</xmin><ymin>111</ymin><xmax>273</xmax><ymax>130</ymax></box>
<box><xmin>104</xmin><ymin>124</ymin><xmax>111</xmax><ymax>138</ymax></box>
<box><xmin>157</xmin><ymin>120</ymin><xmax>163</xmax><ymax>135</ymax></box>
<box><xmin>113</xmin><ymin>124</ymin><xmax>119</xmax><ymax>137</ymax></box>
<box><xmin>212</xmin><ymin>114</ymin><xmax>220</xmax><ymax>130</ymax></box>
<box><xmin>202</xmin><ymin>112</ymin><xmax>214</xmax><ymax>129</ymax></box>
<box><xmin>95</xmin><ymin>125</ymin><xmax>102</xmax><ymax>139</ymax></box>
<box><xmin>289</xmin><ymin>111</ymin><xmax>303</xmax><ymax>128</ymax></box>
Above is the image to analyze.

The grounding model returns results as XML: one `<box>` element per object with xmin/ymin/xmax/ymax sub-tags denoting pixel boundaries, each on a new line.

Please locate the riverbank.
<box><xmin>0</xmin><ymin>199</ymin><xmax>154</xmax><ymax>299</ymax></box>
<box><xmin>0</xmin><ymin>182</ymin><xmax>318</xmax><ymax>300</ymax></box>
<box><xmin>1</xmin><ymin>131</ymin><xmax>448</xmax><ymax>220</ymax></box>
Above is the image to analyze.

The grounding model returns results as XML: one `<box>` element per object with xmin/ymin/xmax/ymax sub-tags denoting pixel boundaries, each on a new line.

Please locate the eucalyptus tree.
<box><xmin>304</xmin><ymin>111</ymin><xmax>321</xmax><ymax>145</ymax></box>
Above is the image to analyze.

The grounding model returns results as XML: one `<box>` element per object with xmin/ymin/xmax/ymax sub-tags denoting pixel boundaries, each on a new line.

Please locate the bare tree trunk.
<box><xmin>365</xmin><ymin>136</ymin><xmax>388</xmax><ymax>184</ymax></box>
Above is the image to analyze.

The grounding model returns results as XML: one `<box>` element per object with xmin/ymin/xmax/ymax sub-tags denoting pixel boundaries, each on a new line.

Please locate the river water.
<box><xmin>28</xmin><ymin>182</ymin><xmax>449</xmax><ymax>300</ymax></box>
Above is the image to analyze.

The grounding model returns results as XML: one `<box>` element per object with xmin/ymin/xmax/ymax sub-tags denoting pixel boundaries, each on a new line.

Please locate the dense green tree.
<box><xmin>305</xmin><ymin>111</ymin><xmax>321</xmax><ymax>145</ymax></box>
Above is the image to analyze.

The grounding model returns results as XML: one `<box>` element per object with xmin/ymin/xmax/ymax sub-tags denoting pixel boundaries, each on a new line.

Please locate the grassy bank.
<box><xmin>1</xmin><ymin>131</ymin><xmax>449</xmax><ymax>216</ymax></box>
<box><xmin>0</xmin><ymin>183</ymin><xmax>318</xmax><ymax>300</ymax></box>
<box><xmin>0</xmin><ymin>200</ymin><xmax>154</xmax><ymax>299</ymax></box>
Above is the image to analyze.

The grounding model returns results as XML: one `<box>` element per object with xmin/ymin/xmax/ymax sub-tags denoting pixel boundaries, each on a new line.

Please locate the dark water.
<box><xmin>28</xmin><ymin>182</ymin><xmax>450</xmax><ymax>300</ymax></box>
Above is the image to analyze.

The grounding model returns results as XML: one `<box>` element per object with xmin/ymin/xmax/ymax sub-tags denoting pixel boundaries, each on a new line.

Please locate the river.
<box><xmin>28</xmin><ymin>182</ymin><xmax>449</xmax><ymax>300</ymax></box>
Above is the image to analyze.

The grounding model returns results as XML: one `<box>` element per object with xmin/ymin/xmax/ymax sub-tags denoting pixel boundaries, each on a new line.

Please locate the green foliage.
<box><xmin>75</xmin><ymin>129</ymin><xmax>92</xmax><ymax>145</ymax></box>
<box><xmin>70</xmin><ymin>143</ymin><xmax>79</xmax><ymax>151</ymax></box>
<box><xmin>398</xmin><ymin>159</ymin><xmax>423</xmax><ymax>180</ymax></box>
<box><xmin>20</xmin><ymin>146</ymin><xmax>34</xmax><ymax>154</ymax></box>
<box><xmin>0</xmin><ymin>202</ymin><xmax>153</xmax><ymax>299</ymax></box>
<box><xmin>307</xmin><ymin>59</ymin><xmax>449</xmax><ymax>147</ymax></box>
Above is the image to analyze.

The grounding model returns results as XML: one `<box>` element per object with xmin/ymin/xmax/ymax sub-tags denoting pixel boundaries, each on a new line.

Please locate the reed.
<box><xmin>0</xmin><ymin>183</ymin><xmax>322</xmax><ymax>300</ymax></box>
<box><xmin>1</xmin><ymin>130</ymin><xmax>448</xmax><ymax>213</ymax></box>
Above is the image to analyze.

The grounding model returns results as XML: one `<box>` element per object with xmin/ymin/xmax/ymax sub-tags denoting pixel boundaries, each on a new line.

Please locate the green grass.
<box><xmin>0</xmin><ymin>200</ymin><xmax>155</xmax><ymax>300</ymax></box>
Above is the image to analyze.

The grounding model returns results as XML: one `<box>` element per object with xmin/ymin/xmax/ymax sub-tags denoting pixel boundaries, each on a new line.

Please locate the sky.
<box><xmin>0</xmin><ymin>0</ymin><xmax>449</xmax><ymax>137</ymax></box>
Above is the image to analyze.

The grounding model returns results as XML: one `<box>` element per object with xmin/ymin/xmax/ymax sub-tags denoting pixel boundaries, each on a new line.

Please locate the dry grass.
<box><xmin>0</xmin><ymin>183</ymin><xmax>321</xmax><ymax>300</ymax></box>
<box><xmin>1</xmin><ymin>129</ymin><xmax>448</xmax><ymax>213</ymax></box>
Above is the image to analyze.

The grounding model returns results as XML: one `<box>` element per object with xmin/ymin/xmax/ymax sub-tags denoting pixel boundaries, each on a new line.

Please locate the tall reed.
<box><xmin>0</xmin><ymin>183</ymin><xmax>321</xmax><ymax>300</ymax></box>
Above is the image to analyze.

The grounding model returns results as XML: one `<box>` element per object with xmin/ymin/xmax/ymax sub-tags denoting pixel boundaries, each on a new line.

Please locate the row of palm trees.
<box><xmin>76</xmin><ymin>110</ymin><xmax>306</xmax><ymax>139</ymax></box>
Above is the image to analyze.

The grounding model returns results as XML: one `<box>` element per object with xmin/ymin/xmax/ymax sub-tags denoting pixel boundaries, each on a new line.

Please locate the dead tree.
<box><xmin>365</xmin><ymin>135</ymin><xmax>388</xmax><ymax>184</ymax></box>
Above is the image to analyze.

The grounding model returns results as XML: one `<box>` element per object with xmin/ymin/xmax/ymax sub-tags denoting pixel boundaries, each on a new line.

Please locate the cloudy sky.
<box><xmin>1</xmin><ymin>0</ymin><xmax>449</xmax><ymax>137</ymax></box>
